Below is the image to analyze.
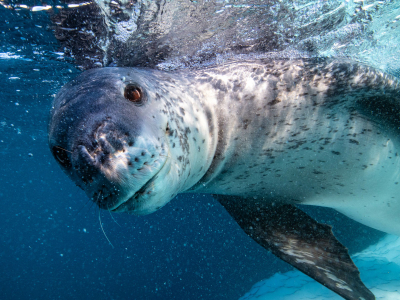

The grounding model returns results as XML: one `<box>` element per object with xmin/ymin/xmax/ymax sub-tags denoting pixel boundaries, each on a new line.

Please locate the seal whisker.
<box><xmin>107</xmin><ymin>202</ymin><xmax>121</xmax><ymax>227</ymax></box>
<box><xmin>53</xmin><ymin>145</ymin><xmax>73</xmax><ymax>154</ymax></box>
<box><xmin>98</xmin><ymin>206</ymin><xmax>114</xmax><ymax>248</ymax></box>
<box><xmin>127</xmin><ymin>147</ymin><xmax>152</xmax><ymax>152</ymax></box>
<box><xmin>87</xmin><ymin>197</ymin><xmax>98</xmax><ymax>214</ymax></box>
<box><xmin>159</xmin><ymin>153</ymin><xmax>176</xmax><ymax>164</ymax></box>
<box><xmin>73</xmin><ymin>197</ymin><xmax>93</xmax><ymax>219</ymax></box>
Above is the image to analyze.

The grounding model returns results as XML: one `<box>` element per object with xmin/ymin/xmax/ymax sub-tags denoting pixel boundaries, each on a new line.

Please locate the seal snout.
<box><xmin>68</xmin><ymin>126</ymin><xmax>170</xmax><ymax>212</ymax></box>
<box><xmin>92</xmin><ymin>121</ymin><xmax>127</xmax><ymax>155</ymax></box>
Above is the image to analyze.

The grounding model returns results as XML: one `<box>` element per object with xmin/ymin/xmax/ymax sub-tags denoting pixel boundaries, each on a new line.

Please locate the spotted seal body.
<box><xmin>49</xmin><ymin>59</ymin><xmax>400</xmax><ymax>300</ymax></box>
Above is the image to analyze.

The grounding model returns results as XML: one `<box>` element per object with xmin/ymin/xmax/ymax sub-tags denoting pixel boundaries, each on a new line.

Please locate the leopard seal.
<box><xmin>49</xmin><ymin>59</ymin><xmax>400</xmax><ymax>300</ymax></box>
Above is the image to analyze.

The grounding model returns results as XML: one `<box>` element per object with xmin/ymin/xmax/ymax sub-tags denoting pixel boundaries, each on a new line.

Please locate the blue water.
<box><xmin>0</xmin><ymin>1</ymin><xmax>399</xmax><ymax>299</ymax></box>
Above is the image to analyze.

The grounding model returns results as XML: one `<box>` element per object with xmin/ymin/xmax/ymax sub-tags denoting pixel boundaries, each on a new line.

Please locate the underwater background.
<box><xmin>0</xmin><ymin>0</ymin><xmax>400</xmax><ymax>299</ymax></box>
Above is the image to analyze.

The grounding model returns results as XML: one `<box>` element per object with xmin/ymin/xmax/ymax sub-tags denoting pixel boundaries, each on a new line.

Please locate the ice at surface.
<box><xmin>3</xmin><ymin>0</ymin><xmax>398</xmax><ymax>74</ymax></box>
<box><xmin>240</xmin><ymin>235</ymin><xmax>400</xmax><ymax>300</ymax></box>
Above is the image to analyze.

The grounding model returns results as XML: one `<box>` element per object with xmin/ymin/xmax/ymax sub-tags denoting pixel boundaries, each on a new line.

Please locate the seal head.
<box><xmin>49</xmin><ymin>67</ymin><xmax>215</xmax><ymax>215</ymax></box>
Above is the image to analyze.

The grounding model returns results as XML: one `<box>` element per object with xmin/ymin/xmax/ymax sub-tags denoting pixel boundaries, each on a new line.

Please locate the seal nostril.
<box><xmin>78</xmin><ymin>145</ymin><xmax>98</xmax><ymax>167</ymax></box>
<box><xmin>99</xmin><ymin>138</ymin><xmax>112</xmax><ymax>155</ymax></box>
<box><xmin>99</xmin><ymin>153</ymin><xmax>107</xmax><ymax>164</ymax></box>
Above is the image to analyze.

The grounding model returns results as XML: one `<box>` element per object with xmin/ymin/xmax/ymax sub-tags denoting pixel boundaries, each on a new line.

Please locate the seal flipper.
<box><xmin>213</xmin><ymin>195</ymin><xmax>375</xmax><ymax>300</ymax></box>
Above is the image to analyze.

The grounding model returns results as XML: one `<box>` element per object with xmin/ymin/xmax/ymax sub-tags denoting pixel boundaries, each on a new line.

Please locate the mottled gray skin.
<box><xmin>49</xmin><ymin>59</ymin><xmax>400</xmax><ymax>235</ymax></box>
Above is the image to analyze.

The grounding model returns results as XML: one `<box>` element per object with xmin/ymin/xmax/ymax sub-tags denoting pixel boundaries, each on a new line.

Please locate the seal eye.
<box><xmin>124</xmin><ymin>84</ymin><xmax>143</xmax><ymax>104</ymax></box>
<box><xmin>52</xmin><ymin>146</ymin><xmax>72</xmax><ymax>169</ymax></box>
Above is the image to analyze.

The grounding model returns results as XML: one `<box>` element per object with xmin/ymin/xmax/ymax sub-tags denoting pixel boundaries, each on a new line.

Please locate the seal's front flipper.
<box><xmin>213</xmin><ymin>195</ymin><xmax>375</xmax><ymax>300</ymax></box>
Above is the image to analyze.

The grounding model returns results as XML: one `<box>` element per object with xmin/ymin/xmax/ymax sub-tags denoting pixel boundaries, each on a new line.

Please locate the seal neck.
<box><xmin>161</xmin><ymin>72</ymin><xmax>219</xmax><ymax>194</ymax></box>
<box><xmin>181</xmin><ymin>73</ymin><xmax>223</xmax><ymax>193</ymax></box>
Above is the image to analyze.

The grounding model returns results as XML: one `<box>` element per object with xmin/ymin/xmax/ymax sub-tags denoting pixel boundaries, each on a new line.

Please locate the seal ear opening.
<box><xmin>52</xmin><ymin>146</ymin><xmax>72</xmax><ymax>169</ymax></box>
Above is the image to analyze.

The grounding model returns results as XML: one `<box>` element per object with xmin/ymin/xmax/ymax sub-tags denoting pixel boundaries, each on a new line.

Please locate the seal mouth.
<box><xmin>109</xmin><ymin>155</ymin><xmax>168</xmax><ymax>212</ymax></box>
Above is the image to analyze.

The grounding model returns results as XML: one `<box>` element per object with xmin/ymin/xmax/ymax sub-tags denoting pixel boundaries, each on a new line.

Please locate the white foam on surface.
<box><xmin>240</xmin><ymin>235</ymin><xmax>400</xmax><ymax>300</ymax></box>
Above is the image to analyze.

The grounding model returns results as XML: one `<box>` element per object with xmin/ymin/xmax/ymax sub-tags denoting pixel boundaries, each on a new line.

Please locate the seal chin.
<box><xmin>108</xmin><ymin>154</ymin><xmax>180</xmax><ymax>215</ymax></box>
<box><xmin>110</xmin><ymin>156</ymin><xmax>169</xmax><ymax>214</ymax></box>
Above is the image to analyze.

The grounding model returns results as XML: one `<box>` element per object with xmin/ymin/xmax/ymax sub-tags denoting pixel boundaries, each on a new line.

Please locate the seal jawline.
<box><xmin>110</xmin><ymin>157</ymin><xmax>168</xmax><ymax>212</ymax></box>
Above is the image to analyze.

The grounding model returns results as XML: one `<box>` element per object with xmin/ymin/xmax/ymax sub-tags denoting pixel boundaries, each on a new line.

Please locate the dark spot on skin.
<box><xmin>349</xmin><ymin>139</ymin><xmax>360</xmax><ymax>145</ymax></box>
<box><xmin>332</xmin><ymin>151</ymin><xmax>341</xmax><ymax>155</ymax></box>
<box><xmin>232</xmin><ymin>80</ymin><xmax>242</xmax><ymax>92</ymax></box>
<box><xmin>268</xmin><ymin>99</ymin><xmax>281</xmax><ymax>106</ymax></box>
<box><xmin>128</xmin><ymin>141</ymin><xmax>133</xmax><ymax>147</ymax></box>
<box><xmin>243</xmin><ymin>95</ymin><xmax>255</xmax><ymax>101</ymax></box>
<box><xmin>243</xmin><ymin>119</ymin><xmax>251</xmax><ymax>130</ymax></box>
